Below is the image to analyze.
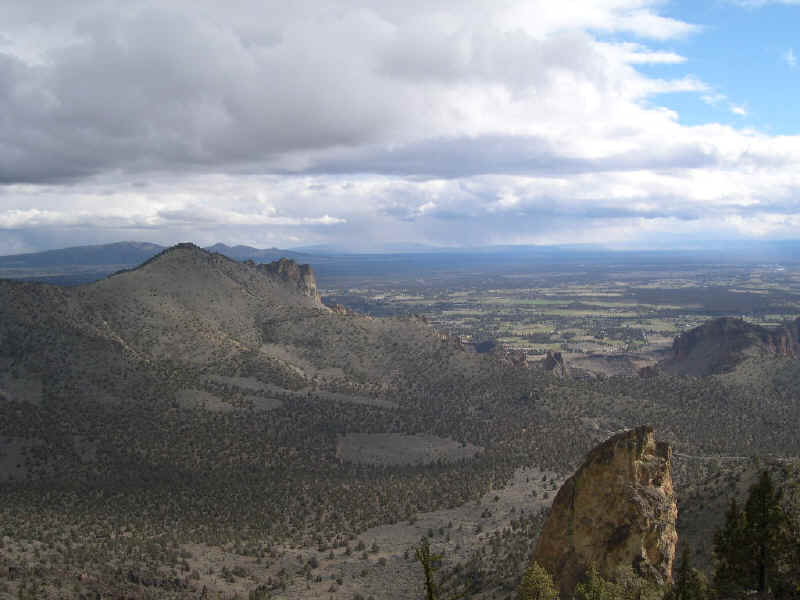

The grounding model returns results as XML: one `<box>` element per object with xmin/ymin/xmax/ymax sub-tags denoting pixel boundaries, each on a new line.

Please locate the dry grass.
<box><xmin>336</xmin><ymin>433</ymin><xmax>482</xmax><ymax>466</ymax></box>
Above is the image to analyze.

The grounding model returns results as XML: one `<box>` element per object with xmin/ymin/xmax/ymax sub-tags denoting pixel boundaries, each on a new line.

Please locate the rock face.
<box><xmin>543</xmin><ymin>350</ymin><xmax>566</xmax><ymax>376</ymax></box>
<box><xmin>531</xmin><ymin>426</ymin><xmax>677</xmax><ymax>597</ymax></box>
<box><xmin>258</xmin><ymin>257</ymin><xmax>322</xmax><ymax>304</ymax></box>
<box><xmin>661</xmin><ymin>317</ymin><xmax>800</xmax><ymax>376</ymax></box>
<box><xmin>769</xmin><ymin>317</ymin><xmax>799</xmax><ymax>357</ymax></box>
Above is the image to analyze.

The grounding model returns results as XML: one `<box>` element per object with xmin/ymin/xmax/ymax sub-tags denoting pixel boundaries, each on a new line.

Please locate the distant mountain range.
<box><xmin>0</xmin><ymin>241</ymin><xmax>166</xmax><ymax>268</ymax></box>
<box><xmin>289</xmin><ymin>239</ymin><xmax>800</xmax><ymax>259</ymax></box>
<box><xmin>2</xmin><ymin>238</ymin><xmax>799</xmax><ymax>287</ymax></box>
<box><xmin>6</xmin><ymin>238</ymin><xmax>800</xmax><ymax>267</ymax></box>
<box><xmin>203</xmin><ymin>243</ymin><xmax>314</xmax><ymax>262</ymax></box>
<box><xmin>0</xmin><ymin>241</ymin><xmax>313</xmax><ymax>269</ymax></box>
<box><xmin>0</xmin><ymin>241</ymin><xmax>319</xmax><ymax>285</ymax></box>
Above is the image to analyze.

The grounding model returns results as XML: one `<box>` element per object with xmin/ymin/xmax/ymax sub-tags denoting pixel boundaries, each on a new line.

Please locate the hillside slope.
<box><xmin>659</xmin><ymin>316</ymin><xmax>799</xmax><ymax>376</ymax></box>
<box><xmin>0</xmin><ymin>240</ymin><xmax>321</xmax><ymax>285</ymax></box>
<box><xmin>0</xmin><ymin>243</ymin><xmax>490</xmax><ymax>400</ymax></box>
<box><xmin>2</xmin><ymin>246</ymin><xmax>800</xmax><ymax>599</ymax></box>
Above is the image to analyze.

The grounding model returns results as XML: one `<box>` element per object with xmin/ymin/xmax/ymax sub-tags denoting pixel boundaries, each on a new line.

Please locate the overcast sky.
<box><xmin>2</xmin><ymin>0</ymin><xmax>800</xmax><ymax>253</ymax></box>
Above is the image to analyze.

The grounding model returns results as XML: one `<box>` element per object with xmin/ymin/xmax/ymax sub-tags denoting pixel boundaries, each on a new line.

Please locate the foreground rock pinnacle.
<box><xmin>531</xmin><ymin>426</ymin><xmax>677</xmax><ymax>596</ymax></box>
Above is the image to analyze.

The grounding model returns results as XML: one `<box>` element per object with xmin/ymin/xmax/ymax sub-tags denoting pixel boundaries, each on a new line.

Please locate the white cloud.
<box><xmin>1</xmin><ymin>0</ymin><xmax>800</xmax><ymax>251</ymax></box>
<box><xmin>784</xmin><ymin>48</ymin><xmax>797</xmax><ymax>68</ymax></box>
<box><xmin>729</xmin><ymin>103</ymin><xmax>748</xmax><ymax>116</ymax></box>
<box><xmin>701</xmin><ymin>93</ymin><xmax>726</xmax><ymax>106</ymax></box>
<box><xmin>4</xmin><ymin>147</ymin><xmax>800</xmax><ymax>250</ymax></box>
<box><xmin>701</xmin><ymin>93</ymin><xmax>749</xmax><ymax>118</ymax></box>
<box><xmin>610</xmin><ymin>42</ymin><xmax>687</xmax><ymax>64</ymax></box>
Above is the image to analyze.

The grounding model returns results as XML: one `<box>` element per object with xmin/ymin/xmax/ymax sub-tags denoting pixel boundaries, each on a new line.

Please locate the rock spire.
<box><xmin>531</xmin><ymin>426</ymin><xmax>677</xmax><ymax>596</ymax></box>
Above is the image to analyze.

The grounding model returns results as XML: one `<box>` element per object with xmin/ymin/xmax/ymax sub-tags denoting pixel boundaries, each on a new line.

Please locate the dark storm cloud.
<box><xmin>0</xmin><ymin>4</ymin><xmax>404</xmax><ymax>183</ymax></box>
<box><xmin>0</xmin><ymin>1</ymin><xmax>705</xmax><ymax>184</ymax></box>
<box><xmin>302</xmin><ymin>135</ymin><xmax>720</xmax><ymax>178</ymax></box>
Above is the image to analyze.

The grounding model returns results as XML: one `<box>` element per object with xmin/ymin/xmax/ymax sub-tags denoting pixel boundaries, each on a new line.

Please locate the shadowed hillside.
<box><xmin>1</xmin><ymin>245</ymin><xmax>799</xmax><ymax>599</ymax></box>
<box><xmin>660</xmin><ymin>316</ymin><xmax>800</xmax><ymax>376</ymax></box>
<box><xmin>1</xmin><ymin>243</ymin><xmax>490</xmax><ymax>385</ymax></box>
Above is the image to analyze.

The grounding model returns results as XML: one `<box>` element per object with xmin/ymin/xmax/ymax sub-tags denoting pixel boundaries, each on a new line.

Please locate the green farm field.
<box><xmin>323</xmin><ymin>263</ymin><xmax>800</xmax><ymax>361</ymax></box>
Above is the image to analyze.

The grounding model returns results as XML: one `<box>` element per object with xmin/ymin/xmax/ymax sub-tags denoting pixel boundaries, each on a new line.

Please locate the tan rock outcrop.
<box><xmin>258</xmin><ymin>257</ymin><xmax>323</xmax><ymax>305</ymax></box>
<box><xmin>531</xmin><ymin>426</ymin><xmax>677</xmax><ymax>597</ymax></box>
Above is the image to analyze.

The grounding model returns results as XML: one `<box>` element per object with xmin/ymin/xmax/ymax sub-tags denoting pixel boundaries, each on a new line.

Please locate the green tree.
<box><xmin>416</xmin><ymin>539</ymin><xmax>442</xmax><ymax>600</ymax></box>
<box><xmin>665</xmin><ymin>548</ymin><xmax>708</xmax><ymax>600</ymax></box>
<box><xmin>572</xmin><ymin>564</ymin><xmax>663</xmax><ymax>600</ymax></box>
<box><xmin>574</xmin><ymin>564</ymin><xmax>617</xmax><ymax>600</ymax></box>
<box><xmin>518</xmin><ymin>562</ymin><xmax>559</xmax><ymax>600</ymax></box>
<box><xmin>415</xmin><ymin>539</ymin><xmax>467</xmax><ymax>600</ymax></box>
<box><xmin>745</xmin><ymin>470</ymin><xmax>785</xmax><ymax>593</ymax></box>
<box><xmin>713</xmin><ymin>471</ymin><xmax>789</xmax><ymax>596</ymax></box>
<box><xmin>612</xmin><ymin>566</ymin><xmax>662</xmax><ymax>600</ymax></box>
<box><xmin>713</xmin><ymin>497</ymin><xmax>750</xmax><ymax>595</ymax></box>
<box><xmin>784</xmin><ymin>475</ymin><xmax>800</xmax><ymax>596</ymax></box>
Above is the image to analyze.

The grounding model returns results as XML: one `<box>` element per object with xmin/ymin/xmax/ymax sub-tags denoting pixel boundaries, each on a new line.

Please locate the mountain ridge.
<box><xmin>659</xmin><ymin>316</ymin><xmax>800</xmax><ymax>376</ymax></box>
<box><xmin>0</xmin><ymin>240</ymin><xmax>315</xmax><ymax>273</ymax></box>
<box><xmin>0</xmin><ymin>243</ymin><xmax>489</xmax><ymax>393</ymax></box>
<box><xmin>1</xmin><ymin>244</ymin><xmax>328</xmax><ymax>372</ymax></box>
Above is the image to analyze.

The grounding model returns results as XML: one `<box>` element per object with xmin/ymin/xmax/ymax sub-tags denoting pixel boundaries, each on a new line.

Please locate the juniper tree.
<box><xmin>416</xmin><ymin>539</ymin><xmax>442</xmax><ymax>600</ymax></box>
<box><xmin>665</xmin><ymin>548</ymin><xmax>708</xmax><ymax>600</ymax></box>
<box><xmin>573</xmin><ymin>564</ymin><xmax>616</xmax><ymax>600</ymax></box>
<box><xmin>713</xmin><ymin>471</ymin><xmax>788</xmax><ymax>595</ymax></box>
<box><xmin>746</xmin><ymin>470</ymin><xmax>786</xmax><ymax>593</ymax></box>
<box><xmin>518</xmin><ymin>562</ymin><xmax>559</xmax><ymax>600</ymax></box>
<box><xmin>415</xmin><ymin>539</ymin><xmax>468</xmax><ymax>600</ymax></box>
<box><xmin>712</xmin><ymin>498</ymin><xmax>749</xmax><ymax>595</ymax></box>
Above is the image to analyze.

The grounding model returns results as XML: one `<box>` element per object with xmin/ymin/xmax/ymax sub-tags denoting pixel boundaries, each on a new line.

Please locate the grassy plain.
<box><xmin>323</xmin><ymin>263</ymin><xmax>800</xmax><ymax>362</ymax></box>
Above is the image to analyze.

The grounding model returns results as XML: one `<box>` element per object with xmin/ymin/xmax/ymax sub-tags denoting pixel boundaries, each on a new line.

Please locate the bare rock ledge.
<box><xmin>531</xmin><ymin>426</ymin><xmax>677</xmax><ymax>597</ymax></box>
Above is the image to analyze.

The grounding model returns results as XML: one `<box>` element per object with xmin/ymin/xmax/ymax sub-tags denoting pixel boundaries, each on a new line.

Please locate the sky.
<box><xmin>1</xmin><ymin>0</ymin><xmax>800</xmax><ymax>254</ymax></box>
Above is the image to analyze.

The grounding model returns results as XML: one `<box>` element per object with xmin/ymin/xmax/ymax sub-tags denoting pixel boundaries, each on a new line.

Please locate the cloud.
<box><xmin>701</xmin><ymin>92</ymin><xmax>749</xmax><ymax>118</ymax></box>
<box><xmin>784</xmin><ymin>48</ymin><xmax>797</xmax><ymax>68</ymax></box>
<box><xmin>609</xmin><ymin>42</ymin><xmax>687</xmax><ymax>64</ymax></box>
<box><xmin>1</xmin><ymin>0</ymin><xmax>800</xmax><ymax>251</ymax></box>
<box><xmin>701</xmin><ymin>93</ymin><xmax>726</xmax><ymax>106</ymax></box>
<box><xmin>0</xmin><ymin>0</ymin><xmax>705</xmax><ymax>185</ymax></box>
<box><xmin>729</xmin><ymin>104</ymin><xmax>748</xmax><ymax>116</ymax></box>
<box><xmin>3</xmin><ymin>149</ymin><xmax>800</xmax><ymax>251</ymax></box>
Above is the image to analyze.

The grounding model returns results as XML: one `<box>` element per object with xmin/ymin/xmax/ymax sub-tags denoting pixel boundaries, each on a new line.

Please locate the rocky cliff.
<box><xmin>662</xmin><ymin>317</ymin><xmax>799</xmax><ymax>376</ymax></box>
<box><xmin>257</xmin><ymin>257</ymin><xmax>322</xmax><ymax>304</ymax></box>
<box><xmin>768</xmin><ymin>316</ymin><xmax>799</xmax><ymax>357</ymax></box>
<box><xmin>542</xmin><ymin>350</ymin><xmax>566</xmax><ymax>377</ymax></box>
<box><xmin>531</xmin><ymin>426</ymin><xmax>677</xmax><ymax>596</ymax></box>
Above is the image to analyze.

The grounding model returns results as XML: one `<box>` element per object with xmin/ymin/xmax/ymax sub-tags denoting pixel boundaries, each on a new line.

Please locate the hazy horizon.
<box><xmin>2</xmin><ymin>236</ymin><xmax>800</xmax><ymax>258</ymax></box>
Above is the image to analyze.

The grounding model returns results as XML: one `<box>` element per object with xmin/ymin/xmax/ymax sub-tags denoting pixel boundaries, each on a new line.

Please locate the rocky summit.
<box><xmin>531</xmin><ymin>426</ymin><xmax>677</xmax><ymax>597</ymax></box>
<box><xmin>660</xmin><ymin>316</ymin><xmax>800</xmax><ymax>376</ymax></box>
<box><xmin>255</xmin><ymin>257</ymin><xmax>322</xmax><ymax>304</ymax></box>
